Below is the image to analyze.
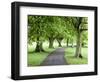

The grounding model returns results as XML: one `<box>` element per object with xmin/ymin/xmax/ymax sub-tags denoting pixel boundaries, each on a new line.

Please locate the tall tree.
<box><xmin>44</xmin><ymin>16</ymin><xmax>66</xmax><ymax>48</ymax></box>
<box><xmin>55</xmin><ymin>17</ymin><xmax>66</xmax><ymax>47</ymax></box>
<box><xmin>28</xmin><ymin>16</ymin><xmax>47</xmax><ymax>52</ymax></box>
<box><xmin>45</xmin><ymin>16</ymin><xmax>57</xmax><ymax>48</ymax></box>
<box><xmin>70</xmin><ymin>17</ymin><xmax>88</xmax><ymax>58</ymax></box>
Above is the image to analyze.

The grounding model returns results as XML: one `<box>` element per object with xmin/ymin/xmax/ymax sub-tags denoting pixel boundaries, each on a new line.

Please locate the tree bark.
<box><xmin>49</xmin><ymin>38</ymin><xmax>54</xmax><ymax>48</ymax></box>
<box><xmin>35</xmin><ymin>37</ymin><xmax>44</xmax><ymax>52</ymax></box>
<box><xmin>58</xmin><ymin>41</ymin><xmax>62</xmax><ymax>47</ymax></box>
<box><xmin>66</xmin><ymin>38</ymin><xmax>69</xmax><ymax>47</ymax></box>
<box><xmin>75</xmin><ymin>31</ymin><xmax>82</xmax><ymax>58</ymax></box>
<box><xmin>57</xmin><ymin>39</ymin><xmax>62</xmax><ymax>47</ymax></box>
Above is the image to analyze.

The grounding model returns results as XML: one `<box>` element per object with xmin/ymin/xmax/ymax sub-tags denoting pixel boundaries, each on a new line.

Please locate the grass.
<box><xmin>28</xmin><ymin>44</ymin><xmax>55</xmax><ymax>66</ymax></box>
<box><xmin>64</xmin><ymin>47</ymin><xmax>88</xmax><ymax>65</ymax></box>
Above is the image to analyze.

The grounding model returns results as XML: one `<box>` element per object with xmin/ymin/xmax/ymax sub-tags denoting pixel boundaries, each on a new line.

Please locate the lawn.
<box><xmin>28</xmin><ymin>48</ymin><xmax>55</xmax><ymax>66</ymax></box>
<box><xmin>64</xmin><ymin>47</ymin><xmax>88</xmax><ymax>65</ymax></box>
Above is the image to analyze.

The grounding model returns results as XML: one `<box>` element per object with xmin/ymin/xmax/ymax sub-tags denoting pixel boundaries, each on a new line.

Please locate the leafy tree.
<box><xmin>63</xmin><ymin>17</ymin><xmax>76</xmax><ymax>47</ymax></box>
<box><xmin>55</xmin><ymin>17</ymin><xmax>67</xmax><ymax>47</ymax></box>
<box><xmin>28</xmin><ymin>16</ymin><xmax>47</xmax><ymax>52</ymax></box>
<box><xmin>70</xmin><ymin>17</ymin><xmax>88</xmax><ymax>58</ymax></box>
<box><xmin>44</xmin><ymin>16</ymin><xmax>58</xmax><ymax>48</ymax></box>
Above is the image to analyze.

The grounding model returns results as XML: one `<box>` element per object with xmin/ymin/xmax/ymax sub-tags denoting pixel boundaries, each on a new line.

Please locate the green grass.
<box><xmin>64</xmin><ymin>47</ymin><xmax>88</xmax><ymax>65</ymax></box>
<box><xmin>28</xmin><ymin>44</ymin><xmax>55</xmax><ymax>66</ymax></box>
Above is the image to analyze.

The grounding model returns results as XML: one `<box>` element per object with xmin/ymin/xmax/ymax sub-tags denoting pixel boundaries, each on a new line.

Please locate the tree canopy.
<box><xmin>28</xmin><ymin>15</ymin><xmax>88</xmax><ymax>58</ymax></box>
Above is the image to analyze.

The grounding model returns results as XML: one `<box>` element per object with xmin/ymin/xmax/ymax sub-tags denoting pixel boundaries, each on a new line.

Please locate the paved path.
<box><xmin>41</xmin><ymin>48</ymin><xmax>68</xmax><ymax>66</ymax></box>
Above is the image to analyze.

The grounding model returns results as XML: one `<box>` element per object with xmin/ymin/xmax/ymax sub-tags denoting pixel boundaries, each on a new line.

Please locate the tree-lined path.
<box><xmin>28</xmin><ymin>15</ymin><xmax>88</xmax><ymax>66</ymax></box>
<box><xmin>41</xmin><ymin>48</ymin><xmax>68</xmax><ymax>66</ymax></box>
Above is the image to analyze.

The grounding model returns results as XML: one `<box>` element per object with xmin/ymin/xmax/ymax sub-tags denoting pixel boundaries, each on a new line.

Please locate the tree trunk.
<box><xmin>57</xmin><ymin>39</ymin><xmax>62</xmax><ymax>47</ymax></box>
<box><xmin>58</xmin><ymin>41</ymin><xmax>62</xmax><ymax>47</ymax></box>
<box><xmin>49</xmin><ymin>38</ymin><xmax>54</xmax><ymax>48</ymax></box>
<box><xmin>66</xmin><ymin>38</ymin><xmax>69</xmax><ymax>47</ymax></box>
<box><xmin>71</xmin><ymin>39</ymin><xmax>74</xmax><ymax>47</ymax></box>
<box><xmin>35</xmin><ymin>37</ymin><xmax>44</xmax><ymax>52</ymax></box>
<box><xmin>75</xmin><ymin>31</ymin><xmax>82</xmax><ymax>58</ymax></box>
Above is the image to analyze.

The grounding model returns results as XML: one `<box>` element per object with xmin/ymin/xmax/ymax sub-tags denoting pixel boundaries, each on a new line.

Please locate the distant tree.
<box><xmin>55</xmin><ymin>17</ymin><xmax>67</xmax><ymax>47</ymax></box>
<box><xmin>63</xmin><ymin>17</ymin><xmax>76</xmax><ymax>47</ymax></box>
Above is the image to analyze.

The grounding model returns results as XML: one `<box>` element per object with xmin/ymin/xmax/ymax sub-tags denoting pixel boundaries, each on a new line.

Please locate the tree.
<box><xmin>63</xmin><ymin>17</ymin><xmax>76</xmax><ymax>47</ymax></box>
<box><xmin>44</xmin><ymin>16</ymin><xmax>58</xmax><ymax>48</ymax></box>
<box><xmin>55</xmin><ymin>17</ymin><xmax>67</xmax><ymax>47</ymax></box>
<box><xmin>28</xmin><ymin>16</ymin><xmax>47</xmax><ymax>52</ymax></box>
<box><xmin>70</xmin><ymin>17</ymin><xmax>88</xmax><ymax>58</ymax></box>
